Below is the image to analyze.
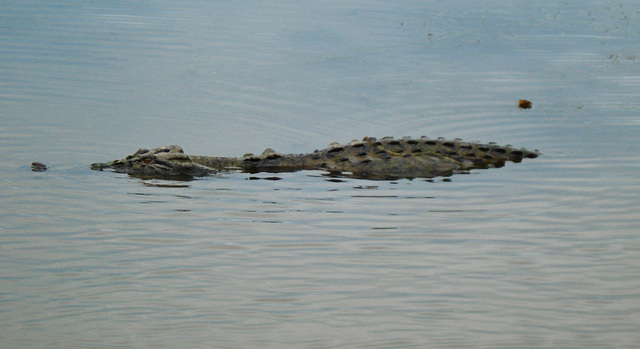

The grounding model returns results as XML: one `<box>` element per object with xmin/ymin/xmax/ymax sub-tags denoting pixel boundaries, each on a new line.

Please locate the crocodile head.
<box><xmin>91</xmin><ymin>145</ymin><xmax>215</xmax><ymax>179</ymax></box>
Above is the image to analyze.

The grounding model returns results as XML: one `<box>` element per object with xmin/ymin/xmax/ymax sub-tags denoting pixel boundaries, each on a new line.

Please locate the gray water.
<box><xmin>1</xmin><ymin>1</ymin><xmax>640</xmax><ymax>348</ymax></box>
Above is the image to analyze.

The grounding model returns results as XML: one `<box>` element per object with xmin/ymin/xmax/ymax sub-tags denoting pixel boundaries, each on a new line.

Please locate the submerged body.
<box><xmin>91</xmin><ymin>136</ymin><xmax>540</xmax><ymax>180</ymax></box>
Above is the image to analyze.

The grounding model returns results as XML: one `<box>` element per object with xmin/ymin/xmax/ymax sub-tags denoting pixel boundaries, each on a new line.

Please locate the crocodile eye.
<box><xmin>265</xmin><ymin>153</ymin><xmax>282</xmax><ymax>160</ymax></box>
<box><xmin>494</xmin><ymin>148</ymin><xmax>507</xmax><ymax>154</ymax></box>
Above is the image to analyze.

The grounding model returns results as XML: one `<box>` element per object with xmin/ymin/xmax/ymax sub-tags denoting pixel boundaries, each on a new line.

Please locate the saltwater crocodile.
<box><xmin>90</xmin><ymin>136</ymin><xmax>539</xmax><ymax>180</ymax></box>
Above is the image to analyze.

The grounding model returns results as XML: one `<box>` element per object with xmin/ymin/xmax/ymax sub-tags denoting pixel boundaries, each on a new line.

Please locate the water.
<box><xmin>1</xmin><ymin>1</ymin><xmax>640</xmax><ymax>348</ymax></box>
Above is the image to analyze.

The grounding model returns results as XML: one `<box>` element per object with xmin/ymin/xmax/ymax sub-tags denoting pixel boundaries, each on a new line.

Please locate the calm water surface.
<box><xmin>1</xmin><ymin>1</ymin><xmax>640</xmax><ymax>348</ymax></box>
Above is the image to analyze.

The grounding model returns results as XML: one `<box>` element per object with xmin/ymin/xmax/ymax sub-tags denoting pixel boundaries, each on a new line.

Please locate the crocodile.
<box><xmin>91</xmin><ymin>136</ymin><xmax>539</xmax><ymax>180</ymax></box>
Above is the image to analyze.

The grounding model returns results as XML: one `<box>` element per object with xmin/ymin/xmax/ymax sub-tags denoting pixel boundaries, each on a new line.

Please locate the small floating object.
<box><xmin>31</xmin><ymin>162</ymin><xmax>47</xmax><ymax>172</ymax></box>
<box><xmin>518</xmin><ymin>99</ymin><xmax>532</xmax><ymax>109</ymax></box>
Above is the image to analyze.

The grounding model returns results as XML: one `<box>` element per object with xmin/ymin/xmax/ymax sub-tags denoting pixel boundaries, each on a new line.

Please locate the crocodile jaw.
<box><xmin>91</xmin><ymin>145</ymin><xmax>215</xmax><ymax>179</ymax></box>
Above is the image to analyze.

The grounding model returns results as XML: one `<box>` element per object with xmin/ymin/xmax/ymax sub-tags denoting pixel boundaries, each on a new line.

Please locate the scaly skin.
<box><xmin>90</xmin><ymin>136</ymin><xmax>540</xmax><ymax>180</ymax></box>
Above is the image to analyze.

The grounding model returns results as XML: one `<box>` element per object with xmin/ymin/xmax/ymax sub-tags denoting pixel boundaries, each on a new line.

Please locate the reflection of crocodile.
<box><xmin>91</xmin><ymin>136</ymin><xmax>540</xmax><ymax>180</ymax></box>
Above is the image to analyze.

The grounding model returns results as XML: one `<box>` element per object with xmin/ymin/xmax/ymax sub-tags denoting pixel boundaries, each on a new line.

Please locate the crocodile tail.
<box><xmin>415</xmin><ymin>137</ymin><xmax>540</xmax><ymax>170</ymax></box>
<box><xmin>362</xmin><ymin>136</ymin><xmax>539</xmax><ymax>170</ymax></box>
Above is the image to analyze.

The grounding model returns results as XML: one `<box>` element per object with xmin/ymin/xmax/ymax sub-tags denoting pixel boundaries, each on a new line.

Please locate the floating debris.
<box><xmin>518</xmin><ymin>100</ymin><xmax>532</xmax><ymax>109</ymax></box>
<box><xmin>31</xmin><ymin>162</ymin><xmax>48</xmax><ymax>172</ymax></box>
